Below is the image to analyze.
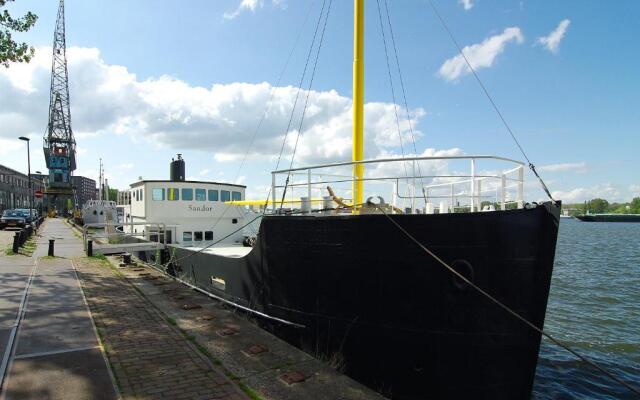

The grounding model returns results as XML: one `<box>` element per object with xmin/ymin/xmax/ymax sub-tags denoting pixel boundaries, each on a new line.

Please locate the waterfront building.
<box><xmin>72</xmin><ymin>175</ymin><xmax>97</xmax><ymax>208</ymax></box>
<box><xmin>0</xmin><ymin>164</ymin><xmax>45</xmax><ymax>213</ymax></box>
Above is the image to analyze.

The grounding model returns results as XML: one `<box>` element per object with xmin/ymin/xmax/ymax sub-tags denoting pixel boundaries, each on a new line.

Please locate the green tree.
<box><xmin>108</xmin><ymin>188</ymin><xmax>118</xmax><ymax>202</ymax></box>
<box><xmin>587</xmin><ymin>198</ymin><xmax>609</xmax><ymax>214</ymax></box>
<box><xmin>0</xmin><ymin>0</ymin><xmax>38</xmax><ymax>67</ymax></box>
<box><xmin>631</xmin><ymin>197</ymin><xmax>640</xmax><ymax>214</ymax></box>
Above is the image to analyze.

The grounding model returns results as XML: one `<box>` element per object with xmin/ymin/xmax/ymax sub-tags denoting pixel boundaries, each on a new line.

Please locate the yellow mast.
<box><xmin>352</xmin><ymin>0</ymin><xmax>365</xmax><ymax>210</ymax></box>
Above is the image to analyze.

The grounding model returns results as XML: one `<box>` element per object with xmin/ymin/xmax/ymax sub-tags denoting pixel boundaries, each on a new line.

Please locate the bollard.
<box><xmin>87</xmin><ymin>240</ymin><xmax>93</xmax><ymax>257</ymax></box>
<box><xmin>122</xmin><ymin>253</ymin><xmax>132</xmax><ymax>265</ymax></box>
<box><xmin>48</xmin><ymin>239</ymin><xmax>55</xmax><ymax>257</ymax></box>
<box><xmin>13</xmin><ymin>232</ymin><xmax>20</xmax><ymax>253</ymax></box>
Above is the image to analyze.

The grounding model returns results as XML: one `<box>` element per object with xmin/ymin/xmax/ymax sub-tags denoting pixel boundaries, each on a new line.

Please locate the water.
<box><xmin>532</xmin><ymin>219</ymin><xmax>640</xmax><ymax>399</ymax></box>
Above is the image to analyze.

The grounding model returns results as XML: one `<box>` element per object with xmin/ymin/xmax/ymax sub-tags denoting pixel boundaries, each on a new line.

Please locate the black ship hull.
<box><xmin>142</xmin><ymin>202</ymin><xmax>560</xmax><ymax>399</ymax></box>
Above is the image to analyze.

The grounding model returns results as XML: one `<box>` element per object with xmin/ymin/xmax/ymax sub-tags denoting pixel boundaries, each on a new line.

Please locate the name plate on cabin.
<box><xmin>188</xmin><ymin>205</ymin><xmax>214</xmax><ymax>212</ymax></box>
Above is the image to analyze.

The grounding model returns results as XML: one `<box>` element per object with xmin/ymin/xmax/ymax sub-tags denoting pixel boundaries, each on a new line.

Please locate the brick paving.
<box><xmin>74</xmin><ymin>258</ymin><xmax>248</xmax><ymax>400</ymax></box>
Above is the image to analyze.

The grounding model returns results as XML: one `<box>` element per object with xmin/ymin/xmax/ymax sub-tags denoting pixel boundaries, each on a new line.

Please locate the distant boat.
<box><xmin>560</xmin><ymin>214</ymin><xmax>573</xmax><ymax>219</ymax></box>
<box><xmin>576</xmin><ymin>214</ymin><xmax>640</xmax><ymax>222</ymax></box>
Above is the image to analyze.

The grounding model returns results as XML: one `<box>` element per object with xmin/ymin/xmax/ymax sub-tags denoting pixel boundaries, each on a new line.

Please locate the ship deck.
<box><xmin>187</xmin><ymin>243</ymin><xmax>253</xmax><ymax>258</ymax></box>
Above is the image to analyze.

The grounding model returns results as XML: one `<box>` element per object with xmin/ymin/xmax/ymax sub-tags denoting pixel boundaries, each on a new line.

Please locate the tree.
<box><xmin>0</xmin><ymin>0</ymin><xmax>38</xmax><ymax>67</ymax></box>
<box><xmin>631</xmin><ymin>197</ymin><xmax>640</xmax><ymax>214</ymax></box>
<box><xmin>587</xmin><ymin>198</ymin><xmax>609</xmax><ymax>214</ymax></box>
<box><xmin>108</xmin><ymin>188</ymin><xmax>118</xmax><ymax>202</ymax></box>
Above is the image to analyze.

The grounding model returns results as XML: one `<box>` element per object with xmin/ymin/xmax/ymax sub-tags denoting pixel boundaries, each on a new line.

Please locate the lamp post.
<box><xmin>18</xmin><ymin>136</ymin><xmax>32</xmax><ymax>223</ymax></box>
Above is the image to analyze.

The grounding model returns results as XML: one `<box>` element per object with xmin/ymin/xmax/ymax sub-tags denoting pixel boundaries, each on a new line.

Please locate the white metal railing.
<box><xmin>82</xmin><ymin>222</ymin><xmax>166</xmax><ymax>250</ymax></box>
<box><xmin>269</xmin><ymin>155</ymin><xmax>525</xmax><ymax>214</ymax></box>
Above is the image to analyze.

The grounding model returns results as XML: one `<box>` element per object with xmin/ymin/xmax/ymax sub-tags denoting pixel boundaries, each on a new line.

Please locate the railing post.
<box><xmin>470</xmin><ymin>159</ymin><xmax>476</xmax><ymax>212</ymax></box>
<box><xmin>477</xmin><ymin>179</ymin><xmax>482</xmax><ymax>209</ymax></box>
<box><xmin>518</xmin><ymin>166</ymin><xmax>524</xmax><ymax>209</ymax></box>
<box><xmin>501</xmin><ymin>173</ymin><xmax>507</xmax><ymax>210</ymax></box>
<box><xmin>307</xmin><ymin>169</ymin><xmax>312</xmax><ymax>210</ymax></box>
<box><xmin>450</xmin><ymin>183</ymin><xmax>455</xmax><ymax>213</ymax></box>
<box><xmin>271</xmin><ymin>172</ymin><xmax>276</xmax><ymax>213</ymax></box>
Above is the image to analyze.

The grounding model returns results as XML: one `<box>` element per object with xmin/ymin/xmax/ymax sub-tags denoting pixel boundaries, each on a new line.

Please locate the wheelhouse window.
<box><xmin>204</xmin><ymin>231</ymin><xmax>213</xmax><ymax>241</ymax></box>
<box><xmin>182</xmin><ymin>188</ymin><xmax>193</xmax><ymax>201</ymax></box>
<box><xmin>140</xmin><ymin>189</ymin><xmax>143</xmax><ymax>201</ymax></box>
<box><xmin>208</xmin><ymin>190</ymin><xmax>218</xmax><ymax>201</ymax></box>
<box><xmin>182</xmin><ymin>232</ymin><xmax>192</xmax><ymax>242</ymax></box>
<box><xmin>167</xmin><ymin>188</ymin><xmax>180</xmax><ymax>201</ymax></box>
<box><xmin>194</xmin><ymin>231</ymin><xmax>203</xmax><ymax>241</ymax></box>
<box><xmin>195</xmin><ymin>189</ymin><xmax>206</xmax><ymax>201</ymax></box>
<box><xmin>221</xmin><ymin>190</ymin><xmax>230</xmax><ymax>202</ymax></box>
<box><xmin>232</xmin><ymin>191</ymin><xmax>242</xmax><ymax>201</ymax></box>
<box><xmin>152</xmin><ymin>188</ymin><xmax>164</xmax><ymax>201</ymax></box>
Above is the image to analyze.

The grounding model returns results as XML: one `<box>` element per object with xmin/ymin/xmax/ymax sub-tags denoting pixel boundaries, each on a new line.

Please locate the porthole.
<box><xmin>450</xmin><ymin>259</ymin><xmax>474</xmax><ymax>290</ymax></box>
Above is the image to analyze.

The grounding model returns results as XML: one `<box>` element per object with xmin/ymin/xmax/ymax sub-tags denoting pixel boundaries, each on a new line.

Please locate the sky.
<box><xmin>1</xmin><ymin>0</ymin><xmax>639</xmax><ymax>204</ymax></box>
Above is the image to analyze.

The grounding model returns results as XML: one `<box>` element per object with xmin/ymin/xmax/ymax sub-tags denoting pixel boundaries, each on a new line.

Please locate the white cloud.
<box><xmin>552</xmin><ymin>183</ymin><xmax>623</xmax><ymax>203</ymax></box>
<box><xmin>438</xmin><ymin>27</ymin><xmax>524</xmax><ymax>81</ymax></box>
<box><xmin>0</xmin><ymin>46</ymin><xmax>426</xmax><ymax>170</ymax></box>
<box><xmin>629</xmin><ymin>184</ymin><xmax>640</xmax><ymax>197</ymax></box>
<box><xmin>117</xmin><ymin>163</ymin><xmax>134</xmax><ymax>170</ymax></box>
<box><xmin>223</xmin><ymin>0</ymin><xmax>286</xmax><ymax>20</ymax></box>
<box><xmin>537</xmin><ymin>19</ymin><xmax>570</xmax><ymax>54</ymax></box>
<box><xmin>199</xmin><ymin>169</ymin><xmax>210</xmax><ymax>176</ymax></box>
<box><xmin>0</xmin><ymin>138</ymin><xmax>24</xmax><ymax>156</ymax></box>
<box><xmin>538</xmin><ymin>162</ymin><xmax>587</xmax><ymax>173</ymax></box>
<box><xmin>459</xmin><ymin>0</ymin><xmax>474</xmax><ymax>11</ymax></box>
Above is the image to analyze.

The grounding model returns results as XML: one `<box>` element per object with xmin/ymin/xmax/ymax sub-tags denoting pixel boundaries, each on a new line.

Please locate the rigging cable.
<box><xmin>375</xmin><ymin>204</ymin><xmax>640</xmax><ymax>397</ymax></box>
<box><xmin>383</xmin><ymin>0</ymin><xmax>428</xmax><ymax>203</ymax></box>
<box><xmin>375</xmin><ymin>0</ymin><xmax>410</xmax><ymax>181</ymax></box>
<box><xmin>426</xmin><ymin>0</ymin><xmax>556</xmax><ymax>203</ymax></box>
<box><xmin>264</xmin><ymin>0</ymin><xmax>329</xmax><ymax>210</ymax></box>
<box><xmin>278</xmin><ymin>0</ymin><xmax>333</xmax><ymax>211</ymax></box>
<box><xmin>204</xmin><ymin>0</ymin><xmax>319</xmax><ymax>234</ymax></box>
<box><xmin>231</xmin><ymin>0</ymin><xmax>317</xmax><ymax>185</ymax></box>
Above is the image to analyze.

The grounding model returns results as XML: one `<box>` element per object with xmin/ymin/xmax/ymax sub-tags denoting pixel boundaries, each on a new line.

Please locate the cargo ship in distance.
<box><xmin>120</xmin><ymin>1</ymin><xmax>561</xmax><ymax>398</ymax></box>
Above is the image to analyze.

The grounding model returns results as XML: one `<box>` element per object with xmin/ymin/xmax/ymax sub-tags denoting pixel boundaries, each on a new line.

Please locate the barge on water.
<box><xmin>575</xmin><ymin>213</ymin><xmax>640</xmax><ymax>222</ymax></box>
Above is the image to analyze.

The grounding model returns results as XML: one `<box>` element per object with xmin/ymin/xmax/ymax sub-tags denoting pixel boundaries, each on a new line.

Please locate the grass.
<box><xmin>89</xmin><ymin>253</ymin><xmax>108</xmax><ymax>261</ymax></box>
<box><xmin>4</xmin><ymin>235</ymin><xmax>37</xmax><ymax>256</ymax></box>
<box><xmin>238</xmin><ymin>382</ymin><xmax>263</xmax><ymax>400</ymax></box>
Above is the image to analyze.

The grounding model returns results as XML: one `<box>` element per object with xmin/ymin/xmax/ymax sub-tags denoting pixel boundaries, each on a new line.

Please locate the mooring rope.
<box><xmin>374</xmin><ymin>203</ymin><xmax>640</xmax><ymax>397</ymax></box>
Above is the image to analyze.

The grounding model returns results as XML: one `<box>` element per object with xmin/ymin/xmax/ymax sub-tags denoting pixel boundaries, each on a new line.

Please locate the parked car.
<box><xmin>1</xmin><ymin>210</ymin><xmax>27</xmax><ymax>230</ymax></box>
<box><xmin>15</xmin><ymin>209</ymin><xmax>37</xmax><ymax>224</ymax></box>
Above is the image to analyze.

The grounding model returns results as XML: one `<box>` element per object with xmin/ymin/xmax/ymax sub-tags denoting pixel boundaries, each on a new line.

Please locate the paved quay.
<box><xmin>0</xmin><ymin>219</ymin><xmax>117</xmax><ymax>400</ymax></box>
<box><xmin>2</xmin><ymin>220</ymin><xmax>386</xmax><ymax>400</ymax></box>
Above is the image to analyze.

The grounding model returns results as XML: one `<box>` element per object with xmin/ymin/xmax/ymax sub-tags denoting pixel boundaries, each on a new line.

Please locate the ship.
<box><xmin>122</xmin><ymin>2</ymin><xmax>561</xmax><ymax>398</ymax></box>
<box><xmin>81</xmin><ymin>159</ymin><xmax>116</xmax><ymax>225</ymax></box>
<box><xmin>575</xmin><ymin>213</ymin><xmax>640</xmax><ymax>222</ymax></box>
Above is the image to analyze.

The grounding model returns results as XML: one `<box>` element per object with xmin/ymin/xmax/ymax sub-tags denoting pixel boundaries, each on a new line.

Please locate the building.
<box><xmin>72</xmin><ymin>175</ymin><xmax>97</xmax><ymax>208</ymax></box>
<box><xmin>0</xmin><ymin>164</ymin><xmax>45</xmax><ymax>213</ymax></box>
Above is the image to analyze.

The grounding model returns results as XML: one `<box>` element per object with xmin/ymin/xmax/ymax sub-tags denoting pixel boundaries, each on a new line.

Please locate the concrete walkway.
<box><xmin>0</xmin><ymin>219</ymin><xmax>117</xmax><ymax>400</ymax></box>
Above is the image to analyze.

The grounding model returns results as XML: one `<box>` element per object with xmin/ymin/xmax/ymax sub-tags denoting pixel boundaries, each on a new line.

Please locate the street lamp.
<box><xmin>18</xmin><ymin>136</ymin><xmax>33</xmax><ymax>223</ymax></box>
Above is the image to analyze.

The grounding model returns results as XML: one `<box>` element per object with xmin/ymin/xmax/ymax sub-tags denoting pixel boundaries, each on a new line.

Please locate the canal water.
<box><xmin>532</xmin><ymin>219</ymin><xmax>640</xmax><ymax>399</ymax></box>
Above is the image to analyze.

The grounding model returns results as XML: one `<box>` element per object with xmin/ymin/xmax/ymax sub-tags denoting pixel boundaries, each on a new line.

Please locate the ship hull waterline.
<box><xmin>136</xmin><ymin>202</ymin><xmax>560</xmax><ymax>399</ymax></box>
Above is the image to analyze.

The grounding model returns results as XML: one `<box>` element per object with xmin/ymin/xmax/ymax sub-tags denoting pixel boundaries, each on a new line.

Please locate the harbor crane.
<box><xmin>43</xmin><ymin>0</ymin><xmax>76</xmax><ymax>216</ymax></box>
